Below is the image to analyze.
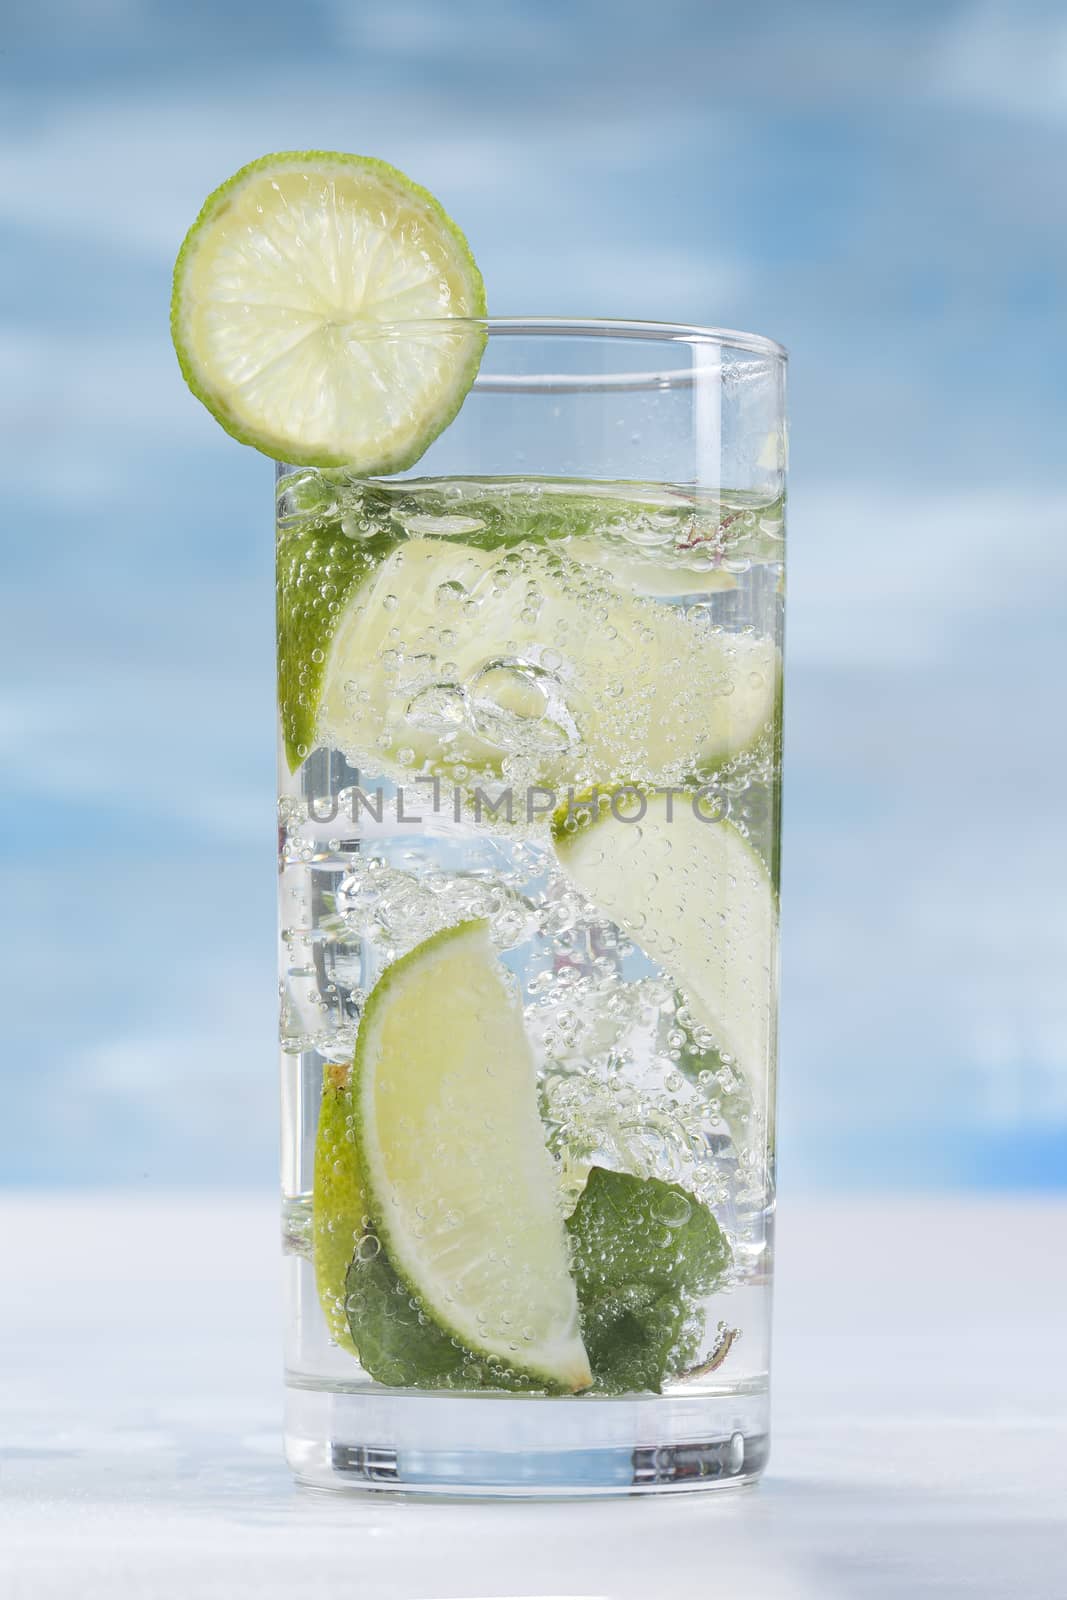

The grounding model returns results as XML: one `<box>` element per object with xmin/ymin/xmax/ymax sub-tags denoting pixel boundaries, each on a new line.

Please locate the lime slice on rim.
<box><xmin>171</xmin><ymin>151</ymin><xmax>485</xmax><ymax>469</ymax></box>
<box><xmin>352</xmin><ymin>919</ymin><xmax>592</xmax><ymax>1392</ymax></box>
<box><xmin>553</xmin><ymin>793</ymin><xmax>777</xmax><ymax>1125</ymax></box>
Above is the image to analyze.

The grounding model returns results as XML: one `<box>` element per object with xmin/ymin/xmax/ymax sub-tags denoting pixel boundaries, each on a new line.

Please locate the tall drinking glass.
<box><xmin>279</xmin><ymin>319</ymin><xmax>787</xmax><ymax>1496</ymax></box>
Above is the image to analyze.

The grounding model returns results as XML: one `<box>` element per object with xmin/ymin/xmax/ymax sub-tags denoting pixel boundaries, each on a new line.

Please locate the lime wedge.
<box><xmin>171</xmin><ymin>151</ymin><xmax>485</xmax><ymax>469</ymax></box>
<box><xmin>313</xmin><ymin>1058</ymin><xmax>535</xmax><ymax>1389</ymax></box>
<box><xmin>553</xmin><ymin>794</ymin><xmax>777</xmax><ymax>1122</ymax></box>
<box><xmin>276</xmin><ymin>497</ymin><xmax>399</xmax><ymax>771</ymax></box>
<box><xmin>312</xmin><ymin>1060</ymin><xmax>364</xmax><ymax>1352</ymax></box>
<box><xmin>319</xmin><ymin>535</ymin><xmax>778</xmax><ymax>785</ymax></box>
<box><xmin>352</xmin><ymin>919</ymin><xmax>592</xmax><ymax>1392</ymax></box>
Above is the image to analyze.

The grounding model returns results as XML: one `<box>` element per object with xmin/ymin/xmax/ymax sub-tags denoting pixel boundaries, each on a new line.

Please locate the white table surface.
<box><xmin>2</xmin><ymin>1193</ymin><xmax>1064</xmax><ymax>1599</ymax></box>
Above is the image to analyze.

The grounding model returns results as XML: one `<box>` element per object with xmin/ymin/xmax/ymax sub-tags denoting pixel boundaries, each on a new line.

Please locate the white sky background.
<box><xmin>2</xmin><ymin>0</ymin><xmax>1064</xmax><ymax>1186</ymax></box>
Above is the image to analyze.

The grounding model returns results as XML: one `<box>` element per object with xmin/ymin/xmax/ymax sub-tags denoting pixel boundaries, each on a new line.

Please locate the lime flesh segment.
<box><xmin>353</xmin><ymin>919</ymin><xmax>592</xmax><ymax>1392</ymax></box>
<box><xmin>319</xmin><ymin>535</ymin><xmax>778</xmax><ymax>785</ymax></box>
<box><xmin>554</xmin><ymin>795</ymin><xmax>777</xmax><ymax>1122</ymax></box>
<box><xmin>171</xmin><ymin>152</ymin><xmax>485</xmax><ymax>468</ymax></box>
<box><xmin>565</xmin><ymin>536</ymin><xmax>739</xmax><ymax>598</ymax></box>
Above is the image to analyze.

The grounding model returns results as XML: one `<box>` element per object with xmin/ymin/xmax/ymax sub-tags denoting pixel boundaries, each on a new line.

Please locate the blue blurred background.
<box><xmin>3</xmin><ymin>0</ymin><xmax>1064</xmax><ymax>1189</ymax></box>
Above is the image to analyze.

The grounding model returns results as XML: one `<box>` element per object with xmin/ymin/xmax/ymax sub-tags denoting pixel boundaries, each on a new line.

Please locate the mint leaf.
<box><xmin>344</xmin><ymin>1247</ymin><xmax>470</xmax><ymax>1388</ymax></box>
<box><xmin>565</xmin><ymin>1167</ymin><xmax>730</xmax><ymax>1394</ymax></box>
<box><xmin>574</xmin><ymin>1282</ymin><xmax>689</xmax><ymax>1394</ymax></box>
<box><xmin>567</xmin><ymin>1167</ymin><xmax>730</xmax><ymax>1298</ymax></box>
<box><xmin>344</xmin><ymin>1247</ymin><xmax>544</xmax><ymax>1393</ymax></box>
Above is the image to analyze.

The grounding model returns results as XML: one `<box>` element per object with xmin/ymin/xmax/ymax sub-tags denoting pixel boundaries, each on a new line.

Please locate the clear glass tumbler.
<box><xmin>279</xmin><ymin>319</ymin><xmax>787</xmax><ymax>1496</ymax></box>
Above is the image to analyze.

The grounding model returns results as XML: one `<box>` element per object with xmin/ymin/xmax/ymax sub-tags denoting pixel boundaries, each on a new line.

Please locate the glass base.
<box><xmin>286</xmin><ymin>1384</ymin><xmax>770</xmax><ymax>1499</ymax></box>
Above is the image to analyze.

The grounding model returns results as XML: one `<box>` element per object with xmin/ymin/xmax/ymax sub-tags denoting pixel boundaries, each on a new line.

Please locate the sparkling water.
<box><xmin>279</xmin><ymin>470</ymin><xmax>783</xmax><ymax>1490</ymax></box>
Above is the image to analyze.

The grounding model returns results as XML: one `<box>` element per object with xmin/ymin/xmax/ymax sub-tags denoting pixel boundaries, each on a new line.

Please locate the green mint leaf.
<box><xmin>575</xmin><ymin>1282</ymin><xmax>689</xmax><ymax>1395</ymax></box>
<box><xmin>343</xmin><ymin>1246</ymin><xmax>545</xmax><ymax>1393</ymax></box>
<box><xmin>565</xmin><ymin>1167</ymin><xmax>730</xmax><ymax>1393</ymax></box>
<box><xmin>343</xmin><ymin>1245</ymin><xmax>470</xmax><ymax>1388</ymax></box>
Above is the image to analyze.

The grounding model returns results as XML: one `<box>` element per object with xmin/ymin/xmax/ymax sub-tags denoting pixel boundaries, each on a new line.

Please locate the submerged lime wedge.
<box><xmin>318</xmin><ymin>534</ymin><xmax>778</xmax><ymax>786</ymax></box>
<box><xmin>312</xmin><ymin>1060</ymin><xmax>365</xmax><ymax>1353</ymax></box>
<box><xmin>554</xmin><ymin>793</ymin><xmax>777</xmax><ymax>1123</ymax></box>
<box><xmin>171</xmin><ymin>151</ymin><xmax>485</xmax><ymax>469</ymax></box>
<box><xmin>351</xmin><ymin>919</ymin><xmax>592</xmax><ymax>1392</ymax></box>
<box><xmin>276</xmin><ymin>498</ymin><xmax>398</xmax><ymax>771</ymax></box>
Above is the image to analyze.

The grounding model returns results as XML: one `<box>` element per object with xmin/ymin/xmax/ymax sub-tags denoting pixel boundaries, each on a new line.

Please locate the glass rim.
<box><xmin>359</xmin><ymin>315</ymin><xmax>787</xmax><ymax>362</ymax></box>
<box><xmin>343</xmin><ymin>317</ymin><xmax>786</xmax><ymax>396</ymax></box>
